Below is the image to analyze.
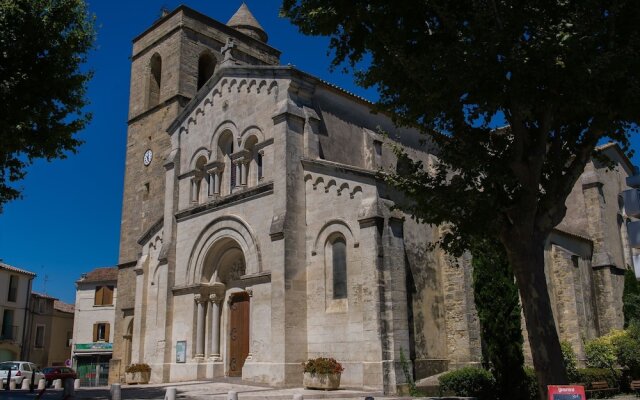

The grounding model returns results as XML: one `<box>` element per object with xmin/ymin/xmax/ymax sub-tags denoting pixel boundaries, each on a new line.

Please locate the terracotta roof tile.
<box><xmin>78</xmin><ymin>266</ymin><xmax>118</xmax><ymax>283</ymax></box>
<box><xmin>31</xmin><ymin>292</ymin><xmax>57</xmax><ymax>300</ymax></box>
<box><xmin>0</xmin><ymin>262</ymin><xmax>36</xmax><ymax>277</ymax></box>
<box><xmin>53</xmin><ymin>300</ymin><xmax>75</xmax><ymax>314</ymax></box>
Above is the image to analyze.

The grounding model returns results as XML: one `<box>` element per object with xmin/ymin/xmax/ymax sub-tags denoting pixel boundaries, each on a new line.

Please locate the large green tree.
<box><xmin>0</xmin><ymin>0</ymin><xmax>95</xmax><ymax>211</ymax></box>
<box><xmin>281</xmin><ymin>1</ymin><xmax>640</xmax><ymax>398</ymax></box>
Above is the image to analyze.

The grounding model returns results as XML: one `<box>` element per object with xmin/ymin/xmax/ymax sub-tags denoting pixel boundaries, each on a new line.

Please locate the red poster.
<box><xmin>548</xmin><ymin>385</ymin><xmax>586</xmax><ymax>400</ymax></box>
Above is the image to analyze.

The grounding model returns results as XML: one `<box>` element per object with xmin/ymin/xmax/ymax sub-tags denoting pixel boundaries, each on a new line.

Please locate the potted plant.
<box><xmin>125</xmin><ymin>363</ymin><xmax>151</xmax><ymax>384</ymax></box>
<box><xmin>302</xmin><ymin>357</ymin><xmax>344</xmax><ymax>390</ymax></box>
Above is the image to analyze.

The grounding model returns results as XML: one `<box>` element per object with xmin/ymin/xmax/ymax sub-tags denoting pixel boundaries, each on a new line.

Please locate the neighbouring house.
<box><xmin>108</xmin><ymin>3</ymin><xmax>640</xmax><ymax>392</ymax></box>
<box><xmin>0</xmin><ymin>262</ymin><xmax>35</xmax><ymax>362</ymax></box>
<box><xmin>72</xmin><ymin>267</ymin><xmax>117</xmax><ymax>386</ymax></box>
<box><xmin>23</xmin><ymin>292</ymin><xmax>74</xmax><ymax>367</ymax></box>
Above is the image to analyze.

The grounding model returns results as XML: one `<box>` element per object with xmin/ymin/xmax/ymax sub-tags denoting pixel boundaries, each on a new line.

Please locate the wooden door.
<box><xmin>228</xmin><ymin>292</ymin><xmax>249</xmax><ymax>377</ymax></box>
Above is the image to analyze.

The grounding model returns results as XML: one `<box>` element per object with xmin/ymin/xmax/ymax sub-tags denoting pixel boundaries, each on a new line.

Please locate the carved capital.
<box><xmin>209</xmin><ymin>293</ymin><xmax>222</xmax><ymax>304</ymax></box>
<box><xmin>246</xmin><ymin>288</ymin><xmax>253</xmax><ymax>297</ymax></box>
<box><xmin>194</xmin><ymin>294</ymin><xmax>204</xmax><ymax>304</ymax></box>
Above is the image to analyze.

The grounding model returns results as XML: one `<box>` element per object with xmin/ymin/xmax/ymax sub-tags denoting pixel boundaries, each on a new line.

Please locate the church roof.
<box><xmin>167</xmin><ymin>65</ymin><xmax>374</xmax><ymax>136</ymax></box>
<box><xmin>227</xmin><ymin>3</ymin><xmax>268</xmax><ymax>43</ymax></box>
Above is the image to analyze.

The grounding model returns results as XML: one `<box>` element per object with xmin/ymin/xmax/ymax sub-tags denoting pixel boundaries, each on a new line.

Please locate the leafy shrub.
<box><xmin>524</xmin><ymin>367</ymin><xmax>540</xmax><ymax>400</ymax></box>
<box><xmin>576</xmin><ymin>368</ymin><xmax>621</xmax><ymax>389</ymax></box>
<box><xmin>623</xmin><ymin>269</ymin><xmax>640</xmax><ymax>327</ymax></box>
<box><xmin>302</xmin><ymin>357</ymin><xmax>344</xmax><ymax>374</ymax></box>
<box><xmin>561</xmin><ymin>340</ymin><xmax>579</xmax><ymax>382</ymax></box>
<box><xmin>585</xmin><ymin>336</ymin><xmax>617</xmax><ymax>369</ymax></box>
<box><xmin>612</xmin><ymin>322</ymin><xmax>640</xmax><ymax>378</ymax></box>
<box><xmin>125</xmin><ymin>363</ymin><xmax>150</xmax><ymax>373</ymax></box>
<box><xmin>438</xmin><ymin>367</ymin><xmax>496</xmax><ymax>399</ymax></box>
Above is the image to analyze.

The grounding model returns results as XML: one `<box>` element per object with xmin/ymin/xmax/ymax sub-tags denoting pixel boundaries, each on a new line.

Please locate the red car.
<box><xmin>42</xmin><ymin>367</ymin><xmax>76</xmax><ymax>386</ymax></box>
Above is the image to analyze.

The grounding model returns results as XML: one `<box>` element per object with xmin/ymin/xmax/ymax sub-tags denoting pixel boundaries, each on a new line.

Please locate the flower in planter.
<box><xmin>302</xmin><ymin>357</ymin><xmax>344</xmax><ymax>375</ymax></box>
<box><xmin>125</xmin><ymin>363</ymin><xmax>151</xmax><ymax>373</ymax></box>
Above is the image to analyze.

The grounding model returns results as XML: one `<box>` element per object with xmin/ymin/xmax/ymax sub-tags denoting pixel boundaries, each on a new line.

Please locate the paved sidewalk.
<box><xmin>0</xmin><ymin>379</ymin><xmax>385</xmax><ymax>400</ymax></box>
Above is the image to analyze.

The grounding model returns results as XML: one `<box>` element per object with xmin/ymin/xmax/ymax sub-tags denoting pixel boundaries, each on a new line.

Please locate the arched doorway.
<box><xmin>228</xmin><ymin>292</ymin><xmax>250</xmax><ymax>376</ymax></box>
<box><xmin>196</xmin><ymin>237</ymin><xmax>251</xmax><ymax>376</ymax></box>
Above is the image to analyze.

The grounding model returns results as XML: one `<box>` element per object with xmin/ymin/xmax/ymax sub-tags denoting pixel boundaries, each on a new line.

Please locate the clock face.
<box><xmin>143</xmin><ymin>149</ymin><xmax>153</xmax><ymax>166</ymax></box>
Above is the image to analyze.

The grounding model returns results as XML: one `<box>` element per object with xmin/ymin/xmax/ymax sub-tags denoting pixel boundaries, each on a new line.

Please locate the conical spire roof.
<box><xmin>227</xmin><ymin>3</ymin><xmax>268</xmax><ymax>43</ymax></box>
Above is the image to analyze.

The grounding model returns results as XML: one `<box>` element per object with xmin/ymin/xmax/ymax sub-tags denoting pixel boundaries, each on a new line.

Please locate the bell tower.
<box><xmin>118</xmin><ymin>5</ymin><xmax>280</xmax><ymax>265</ymax></box>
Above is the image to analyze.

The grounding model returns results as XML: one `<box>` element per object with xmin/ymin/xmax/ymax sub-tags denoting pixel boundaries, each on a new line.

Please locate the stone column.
<box><xmin>241</xmin><ymin>160</ymin><xmax>249</xmax><ymax>186</ymax></box>
<box><xmin>234</xmin><ymin>160</ymin><xmax>242</xmax><ymax>188</ymax></box>
<box><xmin>208</xmin><ymin>173</ymin><xmax>215</xmax><ymax>197</ymax></box>
<box><xmin>245</xmin><ymin>289</ymin><xmax>253</xmax><ymax>360</ymax></box>
<box><xmin>209</xmin><ymin>293</ymin><xmax>222</xmax><ymax>360</ymax></box>
<box><xmin>195</xmin><ymin>294</ymin><xmax>206</xmax><ymax>358</ymax></box>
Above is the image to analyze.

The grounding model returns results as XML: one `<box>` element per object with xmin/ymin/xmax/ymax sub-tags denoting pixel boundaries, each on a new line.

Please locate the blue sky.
<box><xmin>0</xmin><ymin>1</ymin><xmax>376</xmax><ymax>304</ymax></box>
<box><xmin>1</xmin><ymin>1</ymin><xmax>639</xmax><ymax>304</ymax></box>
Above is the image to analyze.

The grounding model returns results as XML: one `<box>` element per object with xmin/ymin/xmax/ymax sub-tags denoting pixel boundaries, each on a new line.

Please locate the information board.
<box><xmin>176</xmin><ymin>340</ymin><xmax>187</xmax><ymax>363</ymax></box>
<box><xmin>548</xmin><ymin>385</ymin><xmax>586</xmax><ymax>400</ymax></box>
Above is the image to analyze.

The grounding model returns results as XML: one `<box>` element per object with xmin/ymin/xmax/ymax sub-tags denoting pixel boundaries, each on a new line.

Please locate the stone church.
<box><xmin>109</xmin><ymin>4</ymin><xmax>639</xmax><ymax>391</ymax></box>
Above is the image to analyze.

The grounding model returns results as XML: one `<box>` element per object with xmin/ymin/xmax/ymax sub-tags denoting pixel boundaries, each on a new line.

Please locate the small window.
<box><xmin>94</xmin><ymin>286</ymin><xmax>114</xmax><ymax>306</ymax></box>
<box><xmin>1</xmin><ymin>309</ymin><xmax>15</xmax><ymax>340</ymax></box>
<box><xmin>8</xmin><ymin>275</ymin><xmax>18</xmax><ymax>302</ymax></box>
<box><xmin>35</xmin><ymin>326</ymin><xmax>45</xmax><ymax>348</ymax></box>
<box><xmin>148</xmin><ymin>53</ymin><xmax>162</xmax><ymax>107</ymax></box>
<box><xmin>66</xmin><ymin>331</ymin><xmax>72</xmax><ymax>348</ymax></box>
<box><xmin>332</xmin><ymin>237</ymin><xmax>348</xmax><ymax>299</ymax></box>
<box><xmin>257</xmin><ymin>153</ymin><xmax>263</xmax><ymax>180</ymax></box>
<box><xmin>93</xmin><ymin>323</ymin><xmax>110</xmax><ymax>342</ymax></box>
<box><xmin>197</xmin><ymin>52</ymin><xmax>216</xmax><ymax>90</ymax></box>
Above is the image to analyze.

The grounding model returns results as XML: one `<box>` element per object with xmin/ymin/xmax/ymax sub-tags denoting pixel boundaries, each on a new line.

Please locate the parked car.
<box><xmin>42</xmin><ymin>366</ymin><xmax>77</xmax><ymax>386</ymax></box>
<box><xmin>0</xmin><ymin>361</ymin><xmax>45</xmax><ymax>386</ymax></box>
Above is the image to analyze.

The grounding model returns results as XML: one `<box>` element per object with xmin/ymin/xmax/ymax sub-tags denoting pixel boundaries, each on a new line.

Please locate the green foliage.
<box><xmin>0</xmin><ymin>0</ymin><xmax>95</xmax><ymax>210</ymax></box>
<box><xmin>585</xmin><ymin>336</ymin><xmax>618</xmax><ymax>370</ymax></box>
<box><xmin>623</xmin><ymin>269</ymin><xmax>640</xmax><ymax>327</ymax></box>
<box><xmin>612</xmin><ymin>322</ymin><xmax>640</xmax><ymax>378</ymax></box>
<box><xmin>301</xmin><ymin>357</ymin><xmax>344</xmax><ymax>375</ymax></box>
<box><xmin>125</xmin><ymin>363</ymin><xmax>150</xmax><ymax>373</ymax></box>
<box><xmin>524</xmin><ymin>367</ymin><xmax>540</xmax><ymax>400</ymax></box>
<box><xmin>561</xmin><ymin>341</ymin><xmax>579</xmax><ymax>383</ymax></box>
<box><xmin>576</xmin><ymin>368</ymin><xmax>621</xmax><ymax>389</ymax></box>
<box><xmin>471</xmin><ymin>238</ymin><xmax>527</xmax><ymax>399</ymax></box>
<box><xmin>438</xmin><ymin>367</ymin><xmax>496</xmax><ymax>399</ymax></box>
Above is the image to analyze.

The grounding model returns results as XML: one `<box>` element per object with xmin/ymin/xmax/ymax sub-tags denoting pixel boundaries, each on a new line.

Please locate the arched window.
<box><xmin>332</xmin><ymin>237</ymin><xmax>347</xmax><ymax>299</ymax></box>
<box><xmin>197</xmin><ymin>52</ymin><xmax>216</xmax><ymax>90</ymax></box>
<box><xmin>217</xmin><ymin>131</ymin><xmax>234</xmax><ymax>195</ymax></box>
<box><xmin>244</xmin><ymin>135</ymin><xmax>259</xmax><ymax>186</ymax></box>
<box><xmin>148</xmin><ymin>53</ymin><xmax>162</xmax><ymax>107</ymax></box>
<box><xmin>192</xmin><ymin>156</ymin><xmax>208</xmax><ymax>204</ymax></box>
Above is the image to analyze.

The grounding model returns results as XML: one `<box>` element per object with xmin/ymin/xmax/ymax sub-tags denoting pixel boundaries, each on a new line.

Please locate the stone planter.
<box><xmin>125</xmin><ymin>371</ymin><xmax>150</xmax><ymax>385</ymax></box>
<box><xmin>303</xmin><ymin>372</ymin><xmax>341</xmax><ymax>390</ymax></box>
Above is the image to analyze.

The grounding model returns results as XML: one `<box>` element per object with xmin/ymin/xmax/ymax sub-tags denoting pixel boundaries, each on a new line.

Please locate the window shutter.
<box><xmin>95</xmin><ymin>286</ymin><xmax>104</xmax><ymax>305</ymax></box>
<box><xmin>105</xmin><ymin>323</ymin><xmax>110</xmax><ymax>342</ymax></box>
<box><xmin>104</xmin><ymin>286</ymin><xmax>114</xmax><ymax>305</ymax></box>
<box><xmin>93</xmin><ymin>324</ymin><xmax>98</xmax><ymax>342</ymax></box>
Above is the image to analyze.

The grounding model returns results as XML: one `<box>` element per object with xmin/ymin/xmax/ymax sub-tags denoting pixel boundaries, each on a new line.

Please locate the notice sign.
<box><xmin>176</xmin><ymin>340</ymin><xmax>187</xmax><ymax>363</ymax></box>
<box><xmin>548</xmin><ymin>385</ymin><xmax>586</xmax><ymax>400</ymax></box>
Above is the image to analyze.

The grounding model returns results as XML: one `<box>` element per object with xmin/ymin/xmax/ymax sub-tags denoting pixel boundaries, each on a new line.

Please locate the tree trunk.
<box><xmin>503</xmin><ymin>232</ymin><xmax>568</xmax><ymax>400</ymax></box>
